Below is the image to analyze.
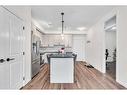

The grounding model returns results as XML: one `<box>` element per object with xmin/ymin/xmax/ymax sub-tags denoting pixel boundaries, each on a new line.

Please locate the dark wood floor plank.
<box><xmin>22</xmin><ymin>62</ymin><xmax>125</xmax><ymax>90</ymax></box>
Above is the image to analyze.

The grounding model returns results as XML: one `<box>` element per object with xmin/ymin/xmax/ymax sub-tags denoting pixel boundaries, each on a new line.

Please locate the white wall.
<box><xmin>105</xmin><ymin>30</ymin><xmax>116</xmax><ymax>62</ymax></box>
<box><xmin>116</xmin><ymin>7</ymin><xmax>127</xmax><ymax>87</ymax></box>
<box><xmin>85</xmin><ymin>9</ymin><xmax>117</xmax><ymax>73</ymax></box>
<box><xmin>85</xmin><ymin>20</ymin><xmax>105</xmax><ymax>71</ymax></box>
<box><xmin>4</xmin><ymin>6</ymin><xmax>32</xmax><ymax>86</ymax></box>
<box><xmin>86</xmin><ymin>7</ymin><xmax>127</xmax><ymax>88</ymax></box>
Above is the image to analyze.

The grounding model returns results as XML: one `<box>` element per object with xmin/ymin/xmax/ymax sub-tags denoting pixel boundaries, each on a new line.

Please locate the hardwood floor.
<box><xmin>106</xmin><ymin>62</ymin><xmax>116</xmax><ymax>80</ymax></box>
<box><xmin>22</xmin><ymin>62</ymin><xmax>125</xmax><ymax>89</ymax></box>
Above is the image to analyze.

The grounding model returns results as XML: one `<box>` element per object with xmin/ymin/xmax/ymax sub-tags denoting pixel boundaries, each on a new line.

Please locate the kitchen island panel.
<box><xmin>50</xmin><ymin>58</ymin><xmax>74</xmax><ymax>83</ymax></box>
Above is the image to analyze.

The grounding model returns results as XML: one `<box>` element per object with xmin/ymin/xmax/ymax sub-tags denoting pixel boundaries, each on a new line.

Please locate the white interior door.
<box><xmin>0</xmin><ymin>7</ymin><xmax>10</xmax><ymax>89</ymax></box>
<box><xmin>0</xmin><ymin>7</ymin><xmax>10</xmax><ymax>58</ymax></box>
<box><xmin>9</xmin><ymin>14</ymin><xmax>23</xmax><ymax>89</ymax></box>
<box><xmin>0</xmin><ymin>7</ymin><xmax>24</xmax><ymax>89</ymax></box>
<box><xmin>72</xmin><ymin>35</ymin><xmax>86</xmax><ymax>61</ymax></box>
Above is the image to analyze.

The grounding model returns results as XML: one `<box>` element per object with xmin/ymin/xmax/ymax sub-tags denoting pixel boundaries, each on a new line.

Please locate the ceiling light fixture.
<box><xmin>111</xmin><ymin>26</ymin><xmax>116</xmax><ymax>30</ymax></box>
<box><xmin>61</xmin><ymin>12</ymin><xmax>64</xmax><ymax>40</ymax></box>
<box><xmin>48</xmin><ymin>22</ymin><xmax>53</xmax><ymax>27</ymax></box>
<box><xmin>77</xmin><ymin>27</ymin><xmax>87</xmax><ymax>31</ymax></box>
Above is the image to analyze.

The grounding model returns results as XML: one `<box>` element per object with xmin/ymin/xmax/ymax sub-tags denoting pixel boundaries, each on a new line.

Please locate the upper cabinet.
<box><xmin>63</xmin><ymin>35</ymin><xmax>72</xmax><ymax>47</ymax></box>
<box><xmin>41</xmin><ymin>34</ymin><xmax>72</xmax><ymax>48</ymax></box>
<box><xmin>31</xmin><ymin>24</ymin><xmax>43</xmax><ymax>44</ymax></box>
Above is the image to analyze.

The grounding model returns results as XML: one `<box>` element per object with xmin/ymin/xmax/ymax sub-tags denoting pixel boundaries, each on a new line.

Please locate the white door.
<box><xmin>72</xmin><ymin>35</ymin><xmax>86</xmax><ymax>61</ymax></box>
<box><xmin>0</xmin><ymin>7</ymin><xmax>10</xmax><ymax>89</ymax></box>
<box><xmin>9</xmin><ymin>14</ymin><xmax>23</xmax><ymax>89</ymax></box>
<box><xmin>0</xmin><ymin>7</ymin><xmax>24</xmax><ymax>89</ymax></box>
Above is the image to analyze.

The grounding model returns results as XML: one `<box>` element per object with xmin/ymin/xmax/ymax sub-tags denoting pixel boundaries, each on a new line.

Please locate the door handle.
<box><xmin>0</xmin><ymin>59</ymin><xmax>6</xmax><ymax>63</ymax></box>
<box><xmin>6</xmin><ymin>58</ymin><xmax>15</xmax><ymax>61</ymax></box>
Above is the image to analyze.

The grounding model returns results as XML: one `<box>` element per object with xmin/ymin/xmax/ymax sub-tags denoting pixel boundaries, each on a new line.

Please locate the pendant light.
<box><xmin>61</xmin><ymin>12</ymin><xmax>64</xmax><ymax>40</ymax></box>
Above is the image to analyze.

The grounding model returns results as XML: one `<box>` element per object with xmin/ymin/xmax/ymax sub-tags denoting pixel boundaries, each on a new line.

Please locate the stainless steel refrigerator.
<box><xmin>31</xmin><ymin>35</ymin><xmax>41</xmax><ymax>78</ymax></box>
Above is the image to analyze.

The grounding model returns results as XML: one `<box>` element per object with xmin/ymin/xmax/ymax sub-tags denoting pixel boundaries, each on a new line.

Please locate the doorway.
<box><xmin>104</xmin><ymin>16</ymin><xmax>116</xmax><ymax>80</ymax></box>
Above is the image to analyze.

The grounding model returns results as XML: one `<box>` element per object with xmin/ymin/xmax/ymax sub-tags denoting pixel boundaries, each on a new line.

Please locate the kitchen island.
<box><xmin>48</xmin><ymin>53</ymin><xmax>76</xmax><ymax>83</ymax></box>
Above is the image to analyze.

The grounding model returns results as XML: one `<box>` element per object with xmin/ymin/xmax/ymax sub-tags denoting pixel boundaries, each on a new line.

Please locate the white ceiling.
<box><xmin>31</xmin><ymin>6</ymin><xmax>115</xmax><ymax>34</ymax></box>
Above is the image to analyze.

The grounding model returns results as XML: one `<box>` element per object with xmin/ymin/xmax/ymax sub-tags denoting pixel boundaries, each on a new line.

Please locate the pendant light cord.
<box><xmin>61</xmin><ymin>12</ymin><xmax>64</xmax><ymax>34</ymax></box>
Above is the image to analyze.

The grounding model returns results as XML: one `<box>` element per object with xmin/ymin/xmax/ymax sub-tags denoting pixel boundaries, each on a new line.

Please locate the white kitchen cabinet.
<box><xmin>41</xmin><ymin>35</ymin><xmax>72</xmax><ymax>47</ymax></box>
<box><xmin>64</xmin><ymin>35</ymin><xmax>72</xmax><ymax>47</ymax></box>
<box><xmin>0</xmin><ymin>7</ymin><xmax>24</xmax><ymax>89</ymax></box>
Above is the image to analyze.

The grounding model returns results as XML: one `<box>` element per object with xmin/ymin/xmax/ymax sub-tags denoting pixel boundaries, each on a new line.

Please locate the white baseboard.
<box><xmin>116</xmin><ymin>79</ymin><xmax>127</xmax><ymax>88</ymax></box>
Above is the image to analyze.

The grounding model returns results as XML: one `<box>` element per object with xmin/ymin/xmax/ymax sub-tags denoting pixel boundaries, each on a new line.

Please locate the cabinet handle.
<box><xmin>0</xmin><ymin>59</ymin><xmax>6</xmax><ymax>63</ymax></box>
<box><xmin>6</xmin><ymin>58</ymin><xmax>15</xmax><ymax>61</ymax></box>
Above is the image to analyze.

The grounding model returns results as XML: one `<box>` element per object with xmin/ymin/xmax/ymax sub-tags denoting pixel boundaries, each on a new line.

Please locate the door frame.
<box><xmin>103</xmin><ymin>14</ymin><xmax>117</xmax><ymax>80</ymax></box>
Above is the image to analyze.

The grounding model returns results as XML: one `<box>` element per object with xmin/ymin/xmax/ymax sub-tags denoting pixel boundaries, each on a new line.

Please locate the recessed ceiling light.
<box><xmin>77</xmin><ymin>27</ymin><xmax>87</xmax><ymax>31</ymax></box>
<box><xmin>48</xmin><ymin>22</ymin><xmax>53</xmax><ymax>26</ymax></box>
<box><xmin>111</xmin><ymin>26</ymin><xmax>116</xmax><ymax>30</ymax></box>
<box><xmin>39</xmin><ymin>21</ymin><xmax>53</xmax><ymax>28</ymax></box>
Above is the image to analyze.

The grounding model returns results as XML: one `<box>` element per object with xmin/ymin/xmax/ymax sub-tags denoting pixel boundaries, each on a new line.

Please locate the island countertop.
<box><xmin>47</xmin><ymin>53</ymin><xmax>77</xmax><ymax>58</ymax></box>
